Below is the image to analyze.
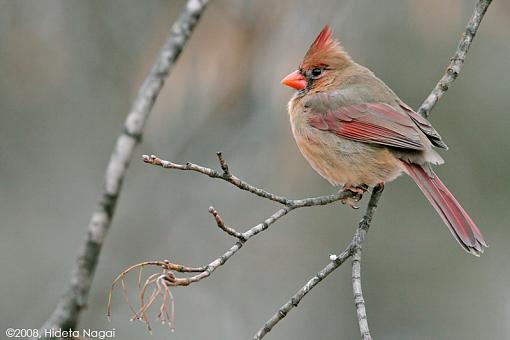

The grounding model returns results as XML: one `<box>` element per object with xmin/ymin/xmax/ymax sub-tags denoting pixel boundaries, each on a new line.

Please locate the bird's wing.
<box><xmin>398</xmin><ymin>101</ymin><xmax>448</xmax><ymax>149</ymax></box>
<box><xmin>306</xmin><ymin>99</ymin><xmax>426</xmax><ymax>151</ymax></box>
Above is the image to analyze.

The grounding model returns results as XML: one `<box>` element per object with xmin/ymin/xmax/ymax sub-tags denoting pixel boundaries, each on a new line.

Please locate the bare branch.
<box><xmin>418</xmin><ymin>0</ymin><xmax>492</xmax><ymax>118</ymax></box>
<box><xmin>109</xmin><ymin>206</ymin><xmax>293</xmax><ymax>293</ymax></box>
<box><xmin>253</xmin><ymin>184</ymin><xmax>384</xmax><ymax>340</ymax></box>
<box><xmin>351</xmin><ymin>250</ymin><xmax>370</xmax><ymax>340</ymax></box>
<box><xmin>143</xmin><ymin>154</ymin><xmax>293</xmax><ymax>205</ymax></box>
<box><xmin>108</xmin><ymin>172</ymin><xmax>359</xmax><ymax>319</ymax></box>
<box><xmin>143</xmin><ymin>154</ymin><xmax>355</xmax><ymax>207</ymax></box>
<box><xmin>175</xmin><ymin>205</ymin><xmax>293</xmax><ymax>285</ymax></box>
<box><xmin>208</xmin><ymin>206</ymin><xmax>246</xmax><ymax>241</ymax></box>
<box><xmin>216</xmin><ymin>151</ymin><xmax>230</xmax><ymax>176</ymax></box>
<box><xmin>38</xmin><ymin>0</ymin><xmax>210</xmax><ymax>336</ymax></box>
<box><xmin>349</xmin><ymin>184</ymin><xmax>383</xmax><ymax>340</ymax></box>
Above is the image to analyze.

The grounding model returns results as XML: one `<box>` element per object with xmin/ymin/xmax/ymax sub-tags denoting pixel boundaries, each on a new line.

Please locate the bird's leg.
<box><xmin>340</xmin><ymin>184</ymin><xmax>369</xmax><ymax>209</ymax></box>
<box><xmin>375</xmin><ymin>182</ymin><xmax>384</xmax><ymax>193</ymax></box>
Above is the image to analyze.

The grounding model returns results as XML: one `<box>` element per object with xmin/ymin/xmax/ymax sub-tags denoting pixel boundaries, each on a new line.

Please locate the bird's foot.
<box><xmin>340</xmin><ymin>184</ymin><xmax>369</xmax><ymax>209</ymax></box>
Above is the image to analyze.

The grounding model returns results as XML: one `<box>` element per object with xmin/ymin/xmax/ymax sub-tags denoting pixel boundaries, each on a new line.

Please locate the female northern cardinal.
<box><xmin>281</xmin><ymin>25</ymin><xmax>486</xmax><ymax>255</ymax></box>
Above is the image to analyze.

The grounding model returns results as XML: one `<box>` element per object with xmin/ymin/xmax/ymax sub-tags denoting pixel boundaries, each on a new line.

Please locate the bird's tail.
<box><xmin>401</xmin><ymin>162</ymin><xmax>487</xmax><ymax>256</ymax></box>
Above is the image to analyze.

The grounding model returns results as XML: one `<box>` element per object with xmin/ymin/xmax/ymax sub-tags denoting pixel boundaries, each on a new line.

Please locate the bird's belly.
<box><xmin>293</xmin><ymin>127</ymin><xmax>402</xmax><ymax>186</ymax></box>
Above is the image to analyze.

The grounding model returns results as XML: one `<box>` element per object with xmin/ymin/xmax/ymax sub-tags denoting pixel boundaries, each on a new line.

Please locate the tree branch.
<box><xmin>109</xmin><ymin>154</ymin><xmax>357</xmax><ymax>292</ymax></box>
<box><xmin>38</xmin><ymin>0</ymin><xmax>210</xmax><ymax>336</ymax></box>
<box><xmin>107</xmin><ymin>154</ymin><xmax>358</xmax><ymax>326</ymax></box>
<box><xmin>208</xmin><ymin>206</ymin><xmax>246</xmax><ymax>241</ymax></box>
<box><xmin>350</xmin><ymin>188</ymin><xmax>380</xmax><ymax>340</ymax></box>
<box><xmin>255</xmin><ymin>1</ymin><xmax>492</xmax><ymax>338</ymax></box>
<box><xmin>143</xmin><ymin>153</ymin><xmax>355</xmax><ymax>206</ymax></box>
<box><xmin>418</xmin><ymin>0</ymin><xmax>492</xmax><ymax>118</ymax></box>
<box><xmin>253</xmin><ymin>185</ymin><xmax>383</xmax><ymax>340</ymax></box>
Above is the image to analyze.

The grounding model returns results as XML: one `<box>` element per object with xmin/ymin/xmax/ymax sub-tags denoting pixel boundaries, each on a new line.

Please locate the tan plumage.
<box><xmin>281</xmin><ymin>25</ymin><xmax>486</xmax><ymax>255</ymax></box>
<box><xmin>289</xmin><ymin>104</ymin><xmax>402</xmax><ymax>186</ymax></box>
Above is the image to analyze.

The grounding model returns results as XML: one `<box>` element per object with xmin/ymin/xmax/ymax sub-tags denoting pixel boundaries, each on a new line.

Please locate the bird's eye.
<box><xmin>311</xmin><ymin>68</ymin><xmax>322</xmax><ymax>77</ymax></box>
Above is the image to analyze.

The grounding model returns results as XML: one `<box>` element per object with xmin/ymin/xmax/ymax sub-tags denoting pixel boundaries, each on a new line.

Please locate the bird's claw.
<box><xmin>340</xmin><ymin>184</ymin><xmax>368</xmax><ymax>209</ymax></box>
<box><xmin>341</xmin><ymin>197</ymin><xmax>360</xmax><ymax>209</ymax></box>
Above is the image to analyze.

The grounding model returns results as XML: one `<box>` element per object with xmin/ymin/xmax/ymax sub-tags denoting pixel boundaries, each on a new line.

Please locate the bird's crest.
<box><xmin>301</xmin><ymin>25</ymin><xmax>351</xmax><ymax>69</ymax></box>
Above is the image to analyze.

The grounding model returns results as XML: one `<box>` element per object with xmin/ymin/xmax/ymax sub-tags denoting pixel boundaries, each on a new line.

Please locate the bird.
<box><xmin>281</xmin><ymin>25</ymin><xmax>487</xmax><ymax>255</ymax></box>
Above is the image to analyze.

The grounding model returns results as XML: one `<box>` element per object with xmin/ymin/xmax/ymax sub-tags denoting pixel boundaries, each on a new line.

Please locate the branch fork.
<box><xmin>110</xmin><ymin>152</ymin><xmax>358</xmax><ymax>329</ymax></box>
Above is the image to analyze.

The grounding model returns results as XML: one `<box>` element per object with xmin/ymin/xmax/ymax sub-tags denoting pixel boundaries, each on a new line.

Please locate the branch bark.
<box><xmin>38</xmin><ymin>0</ymin><xmax>210</xmax><ymax>336</ymax></box>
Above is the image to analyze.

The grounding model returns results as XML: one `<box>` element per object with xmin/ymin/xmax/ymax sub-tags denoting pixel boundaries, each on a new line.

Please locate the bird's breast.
<box><xmin>289</xmin><ymin>103</ymin><xmax>401</xmax><ymax>186</ymax></box>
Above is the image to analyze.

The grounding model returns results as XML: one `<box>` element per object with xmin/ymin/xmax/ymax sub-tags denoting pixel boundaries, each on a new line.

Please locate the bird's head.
<box><xmin>281</xmin><ymin>25</ymin><xmax>351</xmax><ymax>93</ymax></box>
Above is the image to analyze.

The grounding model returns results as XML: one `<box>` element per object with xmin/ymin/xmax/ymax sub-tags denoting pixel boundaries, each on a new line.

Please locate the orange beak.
<box><xmin>281</xmin><ymin>70</ymin><xmax>306</xmax><ymax>90</ymax></box>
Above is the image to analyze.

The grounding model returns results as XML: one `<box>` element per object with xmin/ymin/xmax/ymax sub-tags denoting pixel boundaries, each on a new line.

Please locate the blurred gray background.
<box><xmin>1</xmin><ymin>1</ymin><xmax>509</xmax><ymax>339</ymax></box>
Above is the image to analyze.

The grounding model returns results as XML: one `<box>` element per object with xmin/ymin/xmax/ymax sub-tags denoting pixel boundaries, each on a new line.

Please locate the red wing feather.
<box><xmin>308</xmin><ymin>102</ymin><xmax>425</xmax><ymax>150</ymax></box>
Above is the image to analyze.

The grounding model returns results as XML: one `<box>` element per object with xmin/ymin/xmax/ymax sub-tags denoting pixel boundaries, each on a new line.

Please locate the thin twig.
<box><xmin>418</xmin><ymin>0</ymin><xmax>493</xmax><ymax>118</ymax></box>
<box><xmin>160</xmin><ymin>206</ymin><xmax>294</xmax><ymax>287</ymax></box>
<box><xmin>351</xmin><ymin>249</ymin><xmax>370</xmax><ymax>340</ymax></box>
<box><xmin>208</xmin><ymin>206</ymin><xmax>246</xmax><ymax>241</ymax></box>
<box><xmin>254</xmin><ymin>1</ymin><xmax>492</xmax><ymax>338</ymax></box>
<box><xmin>38</xmin><ymin>0</ymin><xmax>210</xmax><ymax>336</ymax></box>
<box><xmin>143</xmin><ymin>154</ymin><xmax>355</xmax><ymax>207</ymax></box>
<box><xmin>108</xmin><ymin>174</ymin><xmax>355</xmax><ymax>290</ymax></box>
<box><xmin>216</xmin><ymin>152</ymin><xmax>230</xmax><ymax>175</ymax></box>
<box><xmin>253</xmin><ymin>185</ymin><xmax>384</xmax><ymax>340</ymax></box>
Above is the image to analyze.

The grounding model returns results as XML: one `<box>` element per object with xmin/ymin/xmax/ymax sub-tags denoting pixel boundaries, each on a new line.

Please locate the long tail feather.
<box><xmin>401</xmin><ymin>162</ymin><xmax>487</xmax><ymax>256</ymax></box>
